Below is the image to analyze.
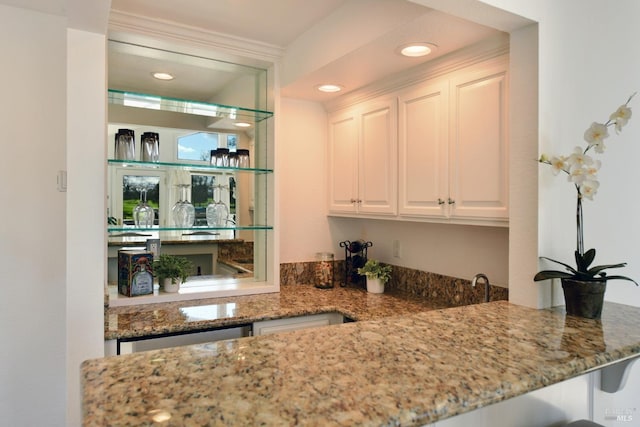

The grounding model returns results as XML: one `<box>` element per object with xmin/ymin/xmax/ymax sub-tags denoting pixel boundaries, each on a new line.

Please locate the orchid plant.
<box><xmin>534</xmin><ymin>93</ymin><xmax>638</xmax><ymax>285</ymax></box>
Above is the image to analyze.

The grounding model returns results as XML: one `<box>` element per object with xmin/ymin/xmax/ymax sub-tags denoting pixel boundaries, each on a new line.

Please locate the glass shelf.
<box><xmin>108</xmin><ymin>89</ymin><xmax>273</xmax><ymax>124</ymax></box>
<box><xmin>107</xmin><ymin>226</ymin><xmax>273</xmax><ymax>233</ymax></box>
<box><xmin>107</xmin><ymin>159</ymin><xmax>273</xmax><ymax>173</ymax></box>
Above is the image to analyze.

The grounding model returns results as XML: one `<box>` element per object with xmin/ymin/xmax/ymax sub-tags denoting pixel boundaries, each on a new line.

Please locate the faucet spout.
<box><xmin>471</xmin><ymin>273</ymin><xmax>491</xmax><ymax>303</ymax></box>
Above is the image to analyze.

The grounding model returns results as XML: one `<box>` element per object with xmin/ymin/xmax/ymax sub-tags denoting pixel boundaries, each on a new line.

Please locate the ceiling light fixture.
<box><xmin>152</xmin><ymin>72</ymin><xmax>175</xmax><ymax>81</ymax></box>
<box><xmin>397</xmin><ymin>42</ymin><xmax>438</xmax><ymax>58</ymax></box>
<box><xmin>316</xmin><ymin>84</ymin><xmax>343</xmax><ymax>93</ymax></box>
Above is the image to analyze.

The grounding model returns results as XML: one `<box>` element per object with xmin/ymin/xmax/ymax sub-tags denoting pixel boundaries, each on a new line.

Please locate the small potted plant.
<box><xmin>153</xmin><ymin>254</ymin><xmax>194</xmax><ymax>293</ymax></box>
<box><xmin>357</xmin><ymin>259</ymin><xmax>392</xmax><ymax>294</ymax></box>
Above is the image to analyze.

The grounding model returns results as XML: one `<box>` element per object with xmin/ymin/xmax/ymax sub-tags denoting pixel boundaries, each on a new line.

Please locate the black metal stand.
<box><xmin>339</xmin><ymin>240</ymin><xmax>372</xmax><ymax>287</ymax></box>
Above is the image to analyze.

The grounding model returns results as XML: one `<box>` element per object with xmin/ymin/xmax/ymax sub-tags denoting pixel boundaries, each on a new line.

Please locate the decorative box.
<box><xmin>118</xmin><ymin>250</ymin><xmax>154</xmax><ymax>297</ymax></box>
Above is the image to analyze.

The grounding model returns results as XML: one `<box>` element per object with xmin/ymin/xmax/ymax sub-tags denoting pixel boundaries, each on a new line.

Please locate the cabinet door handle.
<box><xmin>448</xmin><ymin>198</ymin><xmax>455</xmax><ymax>205</ymax></box>
<box><xmin>350</xmin><ymin>198</ymin><xmax>357</xmax><ymax>204</ymax></box>
<box><xmin>437</xmin><ymin>198</ymin><xmax>445</xmax><ymax>205</ymax></box>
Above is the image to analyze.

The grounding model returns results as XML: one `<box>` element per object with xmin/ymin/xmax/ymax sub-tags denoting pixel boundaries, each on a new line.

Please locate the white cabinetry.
<box><xmin>328</xmin><ymin>96</ymin><xmax>397</xmax><ymax>216</ymax></box>
<box><xmin>398</xmin><ymin>79</ymin><xmax>449</xmax><ymax>218</ymax></box>
<box><xmin>329</xmin><ymin>56</ymin><xmax>509</xmax><ymax>226</ymax></box>
<box><xmin>253</xmin><ymin>312</ymin><xmax>344</xmax><ymax>336</ymax></box>
<box><xmin>447</xmin><ymin>61</ymin><xmax>509</xmax><ymax>222</ymax></box>
<box><xmin>398</xmin><ymin>59</ymin><xmax>508</xmax><ymax>223</ymax></box>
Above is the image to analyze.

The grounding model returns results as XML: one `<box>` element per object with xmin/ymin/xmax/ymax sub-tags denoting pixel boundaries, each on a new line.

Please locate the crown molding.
<box><xmin>108</xmin><ymin>10</ymin><xmax>284</xmax><ymax>68</ymax></box>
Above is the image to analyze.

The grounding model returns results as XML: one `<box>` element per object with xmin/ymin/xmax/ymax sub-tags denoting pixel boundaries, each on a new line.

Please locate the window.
<box><xmin>110</xmin><ymin>168</ymin><xmax>165</xmax><ymax>227</ymax></box>
<box><xmin>122</xmin><ymin>175</ymin><xmax>161</xmax><ymax>225</ymax></box>
<box><xmin>190</xmin><ymin>174</ymin><xmax>236</xmax><ymax>226</ymax></box>
<box><xmin>177</xmin><ymin>131</ymin><xmax>238</xmax><ymax>162</ymax></box>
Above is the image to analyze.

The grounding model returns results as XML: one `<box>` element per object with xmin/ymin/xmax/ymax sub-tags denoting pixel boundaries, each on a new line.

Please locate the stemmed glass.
<box><xmin>206</xmin><ymin>184</ymin><xmax>229</xmax><ymax>227</ymax></box>
<box><xmin>172</xmin><ymin>184</ymin><xmax>195</xmax><ymax>228</ymax></box>
<box><xmin>132</xmin><ymin>186</ymin><xmax>155</xmax><ymax>228</ymax></box>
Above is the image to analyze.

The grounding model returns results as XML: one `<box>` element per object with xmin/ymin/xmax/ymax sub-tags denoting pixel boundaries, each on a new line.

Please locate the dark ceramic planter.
<box><xmin>561</xmin><ymin>278</ymin><xmax>606</xmax><ymax>319</ymax></box>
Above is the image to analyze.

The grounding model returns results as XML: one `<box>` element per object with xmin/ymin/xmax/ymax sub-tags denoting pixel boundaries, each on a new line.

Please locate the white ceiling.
<box><xmin>108</xmin><ymin>0</ymin><xmax>504</xmax><ymax>103</ymax></box>
<box><xmin>1</xmin><ymin>0</ymin><xmax>512</xmax><ymax>104</ymax></box>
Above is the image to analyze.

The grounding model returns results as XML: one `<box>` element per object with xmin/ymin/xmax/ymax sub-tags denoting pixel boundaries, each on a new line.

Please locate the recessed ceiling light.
<box><xmin>152</xmin><ymin>72</ymin><xmax>174</xmax><ymax>81</ymax></box>
<box><xmin>397</xmin><ymin>43</ymin><xmax>438</xmax><ymax>57</ymax></box>
<box><xmin>234</xmin><ymin>122</ymin><xmax>251</xmax><ymax>128</ymax></box>
<box><xmin>316</xmin><ymin>84</ymin><xmax>343</xmax><ymax>93</ymax></box>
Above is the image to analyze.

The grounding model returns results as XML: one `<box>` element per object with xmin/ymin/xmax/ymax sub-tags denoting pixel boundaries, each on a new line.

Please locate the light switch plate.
<box><xmin>393</xmin><ymin>239</ymin><xmax>401</xmax><ymax>258</ymax></box>
<box><xmin>57</xmin><ymin>170</ymin><xmax>67</xmax><ymax>192</ymax></box>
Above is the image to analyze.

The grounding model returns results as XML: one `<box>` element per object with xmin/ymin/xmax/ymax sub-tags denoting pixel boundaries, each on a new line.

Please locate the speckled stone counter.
<box><xmin>85</xmin><ymin>300</ymin><xmax>640</xmax><ymax>426</ymax></box>
<box><xmin>105</xmin><ymin>284</ymin><xmax>451</xmax><ymax>340</ymax></box>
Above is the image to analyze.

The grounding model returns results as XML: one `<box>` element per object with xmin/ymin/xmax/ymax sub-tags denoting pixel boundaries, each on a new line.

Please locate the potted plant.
<box><xmin>153</xmin><ymin>254</ymin><xmax>194</xmax><ymax>293</ymax></box>
<box><xmin>357</xmin><ymin>259</ymin><xmax>392</xmax><ymax>294</ymax></box>
<box><xmin>534</xmin><ymin>93</ymin><xmax>638</xmax><ymax>318</ymax></box>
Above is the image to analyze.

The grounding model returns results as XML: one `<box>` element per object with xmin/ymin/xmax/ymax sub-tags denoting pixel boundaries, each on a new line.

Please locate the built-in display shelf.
<box><xmin>107</xmin><ymin>158</ymin><xmax>273</xmax><ymax>173</ymax></box>
<box><xmin>108</xmin><ymin>89</ymin><xmax>273</xmax><ymax>124</ymax></box>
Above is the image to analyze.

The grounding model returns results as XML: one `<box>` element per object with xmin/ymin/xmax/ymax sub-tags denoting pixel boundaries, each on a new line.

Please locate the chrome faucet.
<box><xmin>471</xmin><ymin>273</ymin><xmax>491</xmax><ymax>303</ymax></box>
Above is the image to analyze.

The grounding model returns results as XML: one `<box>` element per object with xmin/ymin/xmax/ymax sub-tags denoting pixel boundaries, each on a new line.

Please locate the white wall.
<box><xmin>329</xmin><ymin>218</ymin><xmax>509</xmax><ymax>285</ymax></box>
<box><xmin>279</xmin><ymin>98</ymin><xmax>335</xmax><ymax>261</ymax></box>
<box><xmin>66</xmin><ymin>28</ymin><xmax>107</xmax><ymax>426</ymax></box>
<box><xmin>0</xmin><ymin>5</ymin><xmax>68</xmax><ymax>426</ymax></box>
<box><xmin>476</xmin><ymin>0</ymin><xmax>640</xmax><ymax>305</ymax></box>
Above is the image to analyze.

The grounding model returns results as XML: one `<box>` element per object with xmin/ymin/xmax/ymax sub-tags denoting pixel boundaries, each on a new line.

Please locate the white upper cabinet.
<box><xmin>328</xmin><ymin>96</ymin><xmax>397</xmax><ymax>216</ymax></box>
<box><xmin>448</xmin><ymin>60</ymin><xmax>509</xmax><ymax>221</ymax></box>
<box><xmin>398</xmin><ymin>79</ymin><xmax>449</xmax><ymax>218</ymax></box>
<box><xmin>328</xmin><ymin>55</ymin><xmax>509</xmax><ymax>226</ymax></box>
<box><xmin>328</xmin><ymin>109</ymin><xmax>358</xmax><ymax>213</ymax></box>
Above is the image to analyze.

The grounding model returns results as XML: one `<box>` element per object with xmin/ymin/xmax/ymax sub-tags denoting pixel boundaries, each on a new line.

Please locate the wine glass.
<box><xmin>133</xmin><ymin>187</ymin><xmax>154</xmax><ymax>228</ymax></box>
<box><xmin>172</xmin><ymin>184</ymin><xmax>195</xmax><ymax>228</ymax></box>
<box><xmin>206</xmin><ymin>184</ymin><xmax>229</xmax><ymax>227</ymax></box>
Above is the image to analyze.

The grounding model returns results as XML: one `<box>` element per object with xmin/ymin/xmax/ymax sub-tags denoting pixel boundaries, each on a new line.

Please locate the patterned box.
<box><xmin>118</xmin><ymin>250</ymin><xmax>154</xmax><ymax>297</ymax></box>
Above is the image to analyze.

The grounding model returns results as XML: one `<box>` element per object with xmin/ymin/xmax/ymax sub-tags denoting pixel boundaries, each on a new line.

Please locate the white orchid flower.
<box><xmin>610</xmin><ymin>104</ymin><xmax>632</xmax><ymax>133</ymax></box>
<box><xmin>569</xmin><ymin>166</ymin><xmax>588</xmax><ymax>186</ymax></box>
<box><xmin>584</xmin><ymin>122</ymin><xmax>609</xmax><ymax>152</ymax></box>
<box><xmin>584</xmin><ymin>159</ymin><xmax>601</xmax><ymax>181</ymax></box>
<box><xmin>580</xmin><ymin>180</ymin><xmax>600</xmax><ymax>200</ymax></box>
<box><xmin>568</xmin><ymin>147</ymin><xmax>593</xmax><ymax>169</ymax></box>
<box><xmin>549</xmin><ymin>155</ymin><xmax>568</xmax><ymax>175</ymax></box>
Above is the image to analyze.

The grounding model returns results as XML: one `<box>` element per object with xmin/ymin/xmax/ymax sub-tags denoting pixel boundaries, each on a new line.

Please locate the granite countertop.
<box><xmin>85</xmin><ymin>299</ymin><xmax>640</xmax><ymax>426</ymax></box>
<box><xmin>105</xmin><ymin>284</ymin><xmax>451</xmax><ymax>340</ymax></box>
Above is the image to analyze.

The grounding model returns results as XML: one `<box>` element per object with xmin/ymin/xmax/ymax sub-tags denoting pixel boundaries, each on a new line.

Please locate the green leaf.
<box><xmin>576</xmin><ymin>249</ymin><xmax>596</xmax><ymax>272</ymax></box>
<box><xmin>533</xmin><ymin>270</ymin><xmax>574</xmax><ymax>281</ymax></box>
<box><xmin>539</xmin><ymin>256</ymin><xmax>578</xmax><ymax>274</ymax></box>
<box><xmin>602</xmin><ymin>275</ymin><xmax>639</xmax><ymax>286</ymax></box>
<box><xmin>588</xmin><ymin>262</ymin><xmax>628</xmax><ymax>276</ymax></box>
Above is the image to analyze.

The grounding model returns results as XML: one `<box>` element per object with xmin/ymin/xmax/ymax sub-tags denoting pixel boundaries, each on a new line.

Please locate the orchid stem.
<box><xmin>576</xmin><ymin>189</ymin><xmax>584</xmax><ymax>256</ymax></box>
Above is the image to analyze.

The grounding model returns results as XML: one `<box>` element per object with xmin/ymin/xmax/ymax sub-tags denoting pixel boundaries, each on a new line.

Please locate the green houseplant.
<box><xmin>358</xmin><ymin>259</ymin><xmax>392</xmax><ymax>294</ymax></box>
<box><xmin>534</xmin><ymin>93</ymin><xmax>638</xmax><ymax>318</ymax></box>
<box><xmin>153</xmin><ymin>254</ymin><xmax>194</xmax><ymax>293</ymax></box>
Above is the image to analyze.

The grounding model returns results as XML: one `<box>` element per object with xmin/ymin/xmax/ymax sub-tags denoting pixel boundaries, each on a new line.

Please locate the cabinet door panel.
<box><xmin>359</xmin><ymin>98</ymin><xmax>397</xmax><ymax>215</ymax></box>
<box><xmin>398</xmin><ymin>81</ymin><xmax>449</xmax><ymax>217</ymax></box>
<box><xmin>328</xmin><ymin>111</ymin><xmax>359</xmax><ymax>213</ymax></box>
<box><xmin>449</xmin><ymin>67</ymin><xmax>508</xmax><ymax>219</ymax></box>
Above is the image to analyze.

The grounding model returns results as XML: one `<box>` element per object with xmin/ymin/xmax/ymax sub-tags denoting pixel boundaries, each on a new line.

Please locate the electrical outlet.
<box><xmin>146</xmin><ymin>239</ymin><xmax>161</xmax><ymax>257</ymax></box>
<box><xmin>393</xmin><ymin>240</ymin><xmax>401</xmax><ymax>258</ymax></box>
